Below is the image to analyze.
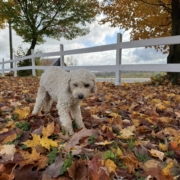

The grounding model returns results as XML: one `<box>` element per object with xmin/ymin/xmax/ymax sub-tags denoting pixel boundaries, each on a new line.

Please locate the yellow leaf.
<box><xmin>109</xmin><ymin>113</ymin><xmax>119</xmax><ymax>118</ymax></box>
<box><xmin>40</xmin><ymin>137</ymin><xmax>58</xmax><ymax>151</ymax></box>
<box><xmin>105</xmin><ymin>159</ymin><xmax>116</xmax><ymax>173</ymax></box>
<box><xmin>101</xmin><ymin>125</ymin><xmax>112</xmax><ymax>132</ymax></box>
<box><xmin>156</xmin><ymin>104</ymin><xmax>166</xmax><ymax>110</ymax></box>
<box><xmin>23</xmin><ymin>134</ymin><xmax>41</xmax><ymax>148</ymax></box>
<box><xmin>23</xmin><ymin>134</ymin><xmax>58</xmax><ymax>151</ymax></box>
<box><xmin>42</xmin><ymin>121</ymin><xmax>54</xmax><ymax>137</ymax></box>
<box><xmin>163</xmin><ymin>162</ymin><xmax>173</xmax><ymax>176</ymax></box>
<box><xmin>20</xmin><ymin>148</ymin><xmax>41</xmax><ymax>166</ymax></box>
<box><xmin>149</xmin><ymin>149</ymin><xmax>164</xmax><ymax>161</ymax></box>
<box><xmin>158</xmin><ymin>143</ymin><xmax>168</xmax><ymax>151</ymax></box>
<box><xmin>22</xmin><ymin>90</ymin><xmax>29</xmax><ymax>93</ymax></box>
<box><xmin>151</xmin><ymin>99</ymin><xmax>161</xmax><ymax>103</ymax></box>
<box><xmin>14</xmin><ymin>107</ymin><xmax>30</xmax><ymax>119</ymax></box>
<box><xmin>112</xmin><ymin>147</ymin><xmax>123</xmax><ymax>158</ymax></box>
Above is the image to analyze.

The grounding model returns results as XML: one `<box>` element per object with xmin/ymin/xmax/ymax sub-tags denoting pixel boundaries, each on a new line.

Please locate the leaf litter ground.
<box><xmin>0</xmin><ymin>76</ymin><xmax>180</xmax><ymax>180</ymax></box>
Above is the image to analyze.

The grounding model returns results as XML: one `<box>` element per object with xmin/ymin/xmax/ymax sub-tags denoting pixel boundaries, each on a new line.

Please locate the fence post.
<box><xmin>31</xmin><ymin>49</ymin><xmax>36</xmax><ymax>76</ymax></box>
<box><xmin>14</xmin><ymin>58</ymin><xmax>17</xmax><ymax>77</ymax></box>
<box><xmin>60</xmin><ymin>44</ymin><xmax>64</xmax><ymax>69</ymax></box>
<box><xmin>2</xmin><ymin>58</ymin><xmax>4</xmax><ymax>76</ymax></box>
<box><xmin>115</xmin><ymin>33</ymin><xmax>122</xmax><ymax>86</ymax></box>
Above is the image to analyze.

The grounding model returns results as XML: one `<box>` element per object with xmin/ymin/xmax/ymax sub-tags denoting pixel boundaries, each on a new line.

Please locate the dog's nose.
<box><xmin>78</xmin><ymin>94</ymin><xmax>84</xmax><ymax>99</ymax></box>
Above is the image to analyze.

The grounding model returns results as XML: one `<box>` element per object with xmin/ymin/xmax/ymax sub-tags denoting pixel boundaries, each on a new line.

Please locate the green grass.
<box><xmin>95</xmin><ymin>72</ymin><xmax>166</xmax><ymax>78</ymax></box>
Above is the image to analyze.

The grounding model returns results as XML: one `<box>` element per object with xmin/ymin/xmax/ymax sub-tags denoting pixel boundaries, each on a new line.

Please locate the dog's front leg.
<box><xmin>57</xmin><ymin>103</ymin><xmax>74</xmax><ymax>135</ymax></box>
<box><xmin>70</xmin><ymin>105</ymin><xmax>85</xmax><ymax>129</ymax></box>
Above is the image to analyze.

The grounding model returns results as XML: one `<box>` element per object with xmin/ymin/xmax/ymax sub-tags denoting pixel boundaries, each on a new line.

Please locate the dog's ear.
<box><xmin>91</xmin><ymin>80</ymin><xmax>97</xmax><ymax>93</ymax></box>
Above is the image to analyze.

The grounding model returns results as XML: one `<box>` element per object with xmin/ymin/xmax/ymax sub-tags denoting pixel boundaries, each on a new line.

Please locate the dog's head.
<box><xmin>68</xmin><ymin>69</ymin><xmax>97</xmax><ymax>100</ymax></box>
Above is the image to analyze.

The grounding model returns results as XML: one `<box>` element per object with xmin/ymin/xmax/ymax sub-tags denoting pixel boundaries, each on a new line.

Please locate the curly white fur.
<box><xmin>32</xmin><ymin>67</ymin><xmax>96</xmax><ymax>135</ymax></box>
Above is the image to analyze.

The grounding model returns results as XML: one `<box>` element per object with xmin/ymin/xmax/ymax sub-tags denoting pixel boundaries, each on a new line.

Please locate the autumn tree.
<box><xmin>0</xmin><ymin>0</ymin><xmax>99</xmax><ymax>75</ymax></box>
<box><xmin>100</xmin><ymin>0</ymin><xmax>180</xmax><ymax>83</ymax></box>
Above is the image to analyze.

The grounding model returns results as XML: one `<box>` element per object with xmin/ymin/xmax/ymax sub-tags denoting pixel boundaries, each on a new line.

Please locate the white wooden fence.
<box><xmin>0</xmin><ymin>33</ymin><xmax>180</xmax><ymax>85</ymax></box>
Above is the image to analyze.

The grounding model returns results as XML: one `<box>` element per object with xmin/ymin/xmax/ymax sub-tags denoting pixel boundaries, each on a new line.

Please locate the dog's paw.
<box><xmin>32</xmin><ymin>110</ymin><xmax>37</xmax><ymax>115</ymax></box>
<box><xmin>64</xmin><ymin>126</ymin><xmax>74</xmax><ymax>136</ymax></box>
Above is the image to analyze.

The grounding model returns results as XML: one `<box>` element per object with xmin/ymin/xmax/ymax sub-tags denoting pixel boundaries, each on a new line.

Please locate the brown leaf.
<box><xmin>67</xmin><ymin>159</ymin><xmax>88</xmax><ymax>180</ymax></box>
<box><xmin>42</xmin><ymin>154</ymin><xmax>64</xmax><ymax>179</ymax></box>
<box><xmin>65</xmin><ymin>128</ymin><xmax>95</xmax><ymax>152</ymax></box>
<box><xmin>143</xmin><ymin>166</ymin><xmax>174</xmax><ymax>180</ymax></box>
<box><xmin>12</xmin><ymin>164</ymin><xmax>42</xmax><ymax>180</ymax></box>
<box><xmin>121</xmin><ymin>151</ymin><xmax>139</xmax><ymax>173</ymax></box>
<box><xmin>88</xmin><ymin>154</ymin><xmax>109</xmax><ymax>180</ymax></box>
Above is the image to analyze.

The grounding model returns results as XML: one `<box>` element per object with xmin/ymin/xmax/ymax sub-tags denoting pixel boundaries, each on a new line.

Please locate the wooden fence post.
<box><xmin>115</xmin><ymin>33</ymin><xmax>122</xmax><ymax>86</ymax></box>
<box><xmin>2</xmin><ymin>58</ymin><xmax>4</xmax><ymax>76</ymax></box>
<box><xmin>14</xmin><ymin>58</ymin><xmax>17</xmax><ymax>77</ymax></box>
<box><xmin>60</xmin><ymin>44</ymin><xmax>64</xmax><ymax>69</ymax></box>
<box><xmin>31</xmin><ymin>49</ymin><xmax>36</xmax><ymax>76</ymax></box>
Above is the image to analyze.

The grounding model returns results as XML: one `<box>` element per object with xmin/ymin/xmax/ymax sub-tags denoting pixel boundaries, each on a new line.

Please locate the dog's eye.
<box><xmin>74</xmin><ymin>84</ymin><xmax>78</xmax><ymax>87</ymax></box>
<box><xmin>84</xmin><ymin>83</ymin><xmax>89</xmax><ymax>88</ymax></box>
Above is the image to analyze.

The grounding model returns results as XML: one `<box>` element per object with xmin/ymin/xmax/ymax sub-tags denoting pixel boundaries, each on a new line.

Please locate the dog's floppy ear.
<box><xmin>91</xmin><ymin>80</ymin><xmax>97</xmax><ymax>93</ymax></box>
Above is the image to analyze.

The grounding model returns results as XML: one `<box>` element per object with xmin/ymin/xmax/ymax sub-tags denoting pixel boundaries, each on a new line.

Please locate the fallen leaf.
<box><xmin>149</xmin><ymin>149</ymin><xmax>165</xmax><ymax>161</ymax></box>
<box><xmin>0</xmin><ymin>144</ymin><xmax>16</xmax><ymax>161</ymax></box>
<box><xmin>42</xmin><ymin>121</ymin><xmax>54</xmax><ymax>138</ymax></box>
<box><xmin>65</xmin><ymin>128</ymin><xmax>95</xmax><ymax>152</ymax></box>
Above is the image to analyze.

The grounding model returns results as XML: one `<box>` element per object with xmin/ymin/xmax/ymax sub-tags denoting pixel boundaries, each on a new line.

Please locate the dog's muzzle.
<box><xmin>78</xmin><ymin>94</ymin><xmax>84</xmax><ymax>99</ymax></box>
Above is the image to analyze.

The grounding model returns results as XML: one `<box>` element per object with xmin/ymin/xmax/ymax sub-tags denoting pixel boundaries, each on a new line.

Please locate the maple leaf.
<box><xmin>14</xmin><ymin>107</ymin><xmax>30</xmax><ymax>119</ymax></box>
<box><xmin>23</xmin><ymin>134</ymin><xmax>58</xmax><ymax>151</ymax></box>
<box><xmin>42</xmin><ymin>121</ymin><xmax>54</xmax><ymax>138</ymax></box>
<box><xmin>117</xmin><ymin>128</ymin><xmax>134</xmax><ymax>139</ymax></box>
<box><xmin>0</xmin><ymin>144</ymin><xmax>16</xmax><ymax>161</ymax></box>
<box><xmin>40</xmin><ymin>137</ymin><xmax>58</xmax><ymax>151</ymax></box>
<box><xmin>65</xmin><ymin>128</ymin><xmax>95</xmax><ymax>152</ymax></box>
<box><xmin>23</xmin><ymin>134</ymin><xmax>41</xmax><ymax>148</ymax></box>
<box><xmin>20</xmin><ymin>148</ymin><xmax>41</xmax><ymax>166</ymax></box>
<box><xmin>88</xmin><ymin>154</ymin><xmax>109</xmax><ymax>180</ymax></box>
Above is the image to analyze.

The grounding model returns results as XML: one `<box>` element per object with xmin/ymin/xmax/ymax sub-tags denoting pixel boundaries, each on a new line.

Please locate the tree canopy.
<box><xmin>0</xmin><ymin>0</ymin><xmax>99</xmax><ymax>55</ymax></box>
<box><xmin>100</xmin><ymin>0</ymin><xmax>180</xmax><ymax>83</ymax></box>
<box><xmin>100</xmin><ymin>0</ymin><xmax>171</xmax><ymax>51</ymax></box>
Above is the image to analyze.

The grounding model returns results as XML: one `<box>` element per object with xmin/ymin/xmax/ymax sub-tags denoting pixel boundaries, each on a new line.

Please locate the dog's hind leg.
<box><xmin>43</xmin><ymin>92</ymin><xmax>53</xmax><ymax>113</ymax></box>
<box><xmin>32</xmin><ymin>85</ymin><xmax>47</xmax><ymax>114</ymax></box>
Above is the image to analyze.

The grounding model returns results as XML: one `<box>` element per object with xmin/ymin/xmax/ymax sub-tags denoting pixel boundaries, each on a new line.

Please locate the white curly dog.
<box><xmin>32</xmin><ymin>66</ymin><xmax>96</xmax><ymax>135</ymax></box>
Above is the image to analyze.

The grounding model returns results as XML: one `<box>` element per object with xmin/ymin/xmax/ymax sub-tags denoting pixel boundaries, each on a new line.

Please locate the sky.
<box><xmin>0</xmin><ymin>15</ymin><xmax>167</xmax><ymax>69</ymax></box>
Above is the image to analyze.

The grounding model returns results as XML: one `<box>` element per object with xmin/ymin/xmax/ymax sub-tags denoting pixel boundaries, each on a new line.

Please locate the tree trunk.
<box><xmin>17</xmin><ymin>38</ymin><xmax>37</xmax><ymax>76</ymax></box>
<box><xmin>167</xmin><ymin>0</ymin><xmax>180</xmax><ymax>84</ymax></box>
<box><xmin>26</xmin><ymin>38</ymin><xmax>37</xmax><ymax>56</ymax></box>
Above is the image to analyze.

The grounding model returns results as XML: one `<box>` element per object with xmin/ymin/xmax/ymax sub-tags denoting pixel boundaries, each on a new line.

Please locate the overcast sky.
<box><xmin>0</xmin><ymin>16</ymin><xmax>167</xmax><ymax>69</ymax></box>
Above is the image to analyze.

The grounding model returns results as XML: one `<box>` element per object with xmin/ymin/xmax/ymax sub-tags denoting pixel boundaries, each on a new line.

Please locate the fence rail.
<box><xmin>1</xmin><ymin>33</ymin><xmax>180</xmax><ymax>85</ymax></box>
